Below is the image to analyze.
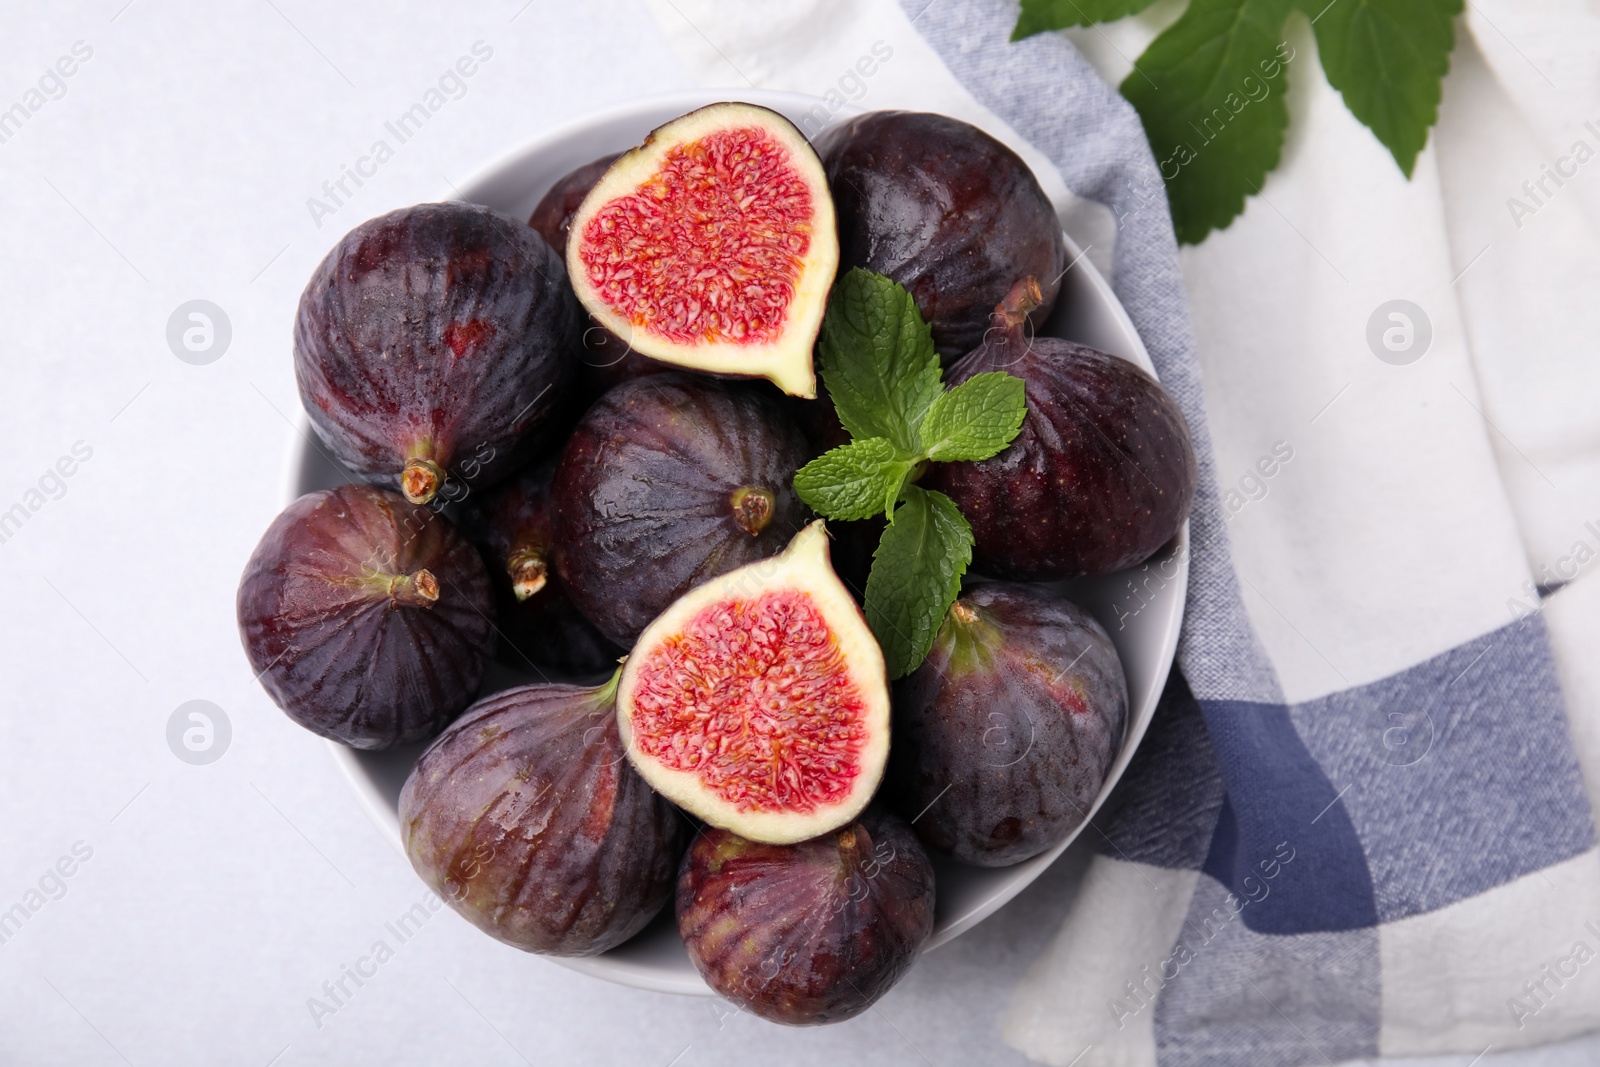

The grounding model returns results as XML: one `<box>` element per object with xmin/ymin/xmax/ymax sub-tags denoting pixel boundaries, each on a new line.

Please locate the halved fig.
<box><xmin>400</xmin><ymin>675</ymin><xmax>683</xmax><ymax>956</ymax></box>
<box><xmin>566</xmin><ymin>102</ymin><xmax>838</xmax><ymax>398</ymax></box>
<box><xmin>236</xmin><ymin>484</ymin><xmax>494</xmax><ymax>749</ymax></box>
<box><xmin>677</xmin><ymin>807</ymin><xmax>935</xmax><ymax>1025</ymax></box>
<box><xmin>617</xmin><ymin>521</ymin><xmax>889</xmax><ymax>845</ymax></box>
<box><xmin>295</xmin><ymin>202</ymin><xmax>578</xmax><ymax>506</ymax></box>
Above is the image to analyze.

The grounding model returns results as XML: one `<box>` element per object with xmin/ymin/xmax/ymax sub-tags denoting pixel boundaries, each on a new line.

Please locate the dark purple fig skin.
<box><xmin>575</xmin><ymin>318</ymin><xmax>673</xmax><ymax>399</ymax></box>
<box><xmin>527</xmin><ymin>153</ymin><xmax>673</xmax><ymax>400</ymax></box>
<box><xmin>781</xmin><ymin>381</ymin><xmax>851</xmax><ymax>456</ymax></box>
<box><xmin>456</xmin><ymin>461</ymin><xmax>626</xmax><ymax>675</ymax></box>
<box><xmin>827</xmin><ymin>516</ymin><xmax>882</xmax><ymax>606</ymax></box>
<box><xmin>551</xmin><ymin>373</ymin><xmax>812</xmax><ymax>645</ymax></box>
<box><xmin>295</xmin><ymin>202</ymin><xmax>579</xmax><ymax>504</ymax></box>
<box><xmin>924</xmin><ymin>284</ymin><xmax>1197</xmax><ymax>579</ymax></box>
<box><xmin>677</xmin><ymin>807</ymin><xmax>935</xmax><ymax>1025</ymax></box>
<box><xmin>236</xmin><ymin>484</ymin><xmax>494</xmax><ymax>749</ymax></box>
<box><xmin>528</xmin><ymin>152</ymin><xmax>621</xmax><ymax>257</ymax></box>
<box><xmin>815</xmin><ymin>111</ymin><xmax>1067</xmax><ymax>360</ymax></box>
<box><xmin>886</xmin><ymin>583</ymin><xmax>1127</xmax><ymax>867</ymax></box>
<box><xmin>400</xmin><ymin>678</ymin><xmax>683</xmax><ymax>956</ymax></box>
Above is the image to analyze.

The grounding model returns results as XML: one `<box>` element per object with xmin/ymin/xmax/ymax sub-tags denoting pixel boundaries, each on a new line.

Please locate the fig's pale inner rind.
<box><xmin>566</xmin><ymin>102</ymin><xmax>837</xmax><ymax>398</ymax></box>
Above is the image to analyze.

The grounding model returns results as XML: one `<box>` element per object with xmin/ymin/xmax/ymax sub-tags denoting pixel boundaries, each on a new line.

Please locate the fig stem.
<box><xmin>730</xmin><ymin>486</ymin><xmax>776</xmax><ymax>536</ymax></box>
<box><xmin>592</xmin><ymin>665</ymin><xmax>623</xmax><ymax>707</ymax></box>
<box><xmin>390</xmin><ymin>568</ymin><xmax>440</xmax><ymax>608</ymax></box>
<box><xmin>401</xmin><ymin>458</ymin><xmax>447</xmax><ymax>505</ymax></box>
<box><xmin>992</xmin><ymin>276</ymin><xmax>1043</xmax><ymax>336</ymax></box>
<box><xmin>506</xmin><ymin>547</ymin><xmax>549</xmax><ymax>600</ymax></box>
<box><xmin>940</xmin><ymin>598</ymin><xmax>1002</xmax><ymax>673</ymax></box>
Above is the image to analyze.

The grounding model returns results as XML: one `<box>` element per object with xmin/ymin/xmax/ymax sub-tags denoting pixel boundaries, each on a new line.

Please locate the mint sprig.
<box><xmin>796</xmin><ymin>269</ymin><xmax>1029</xmax><ymax>678</ymax></box>
<box><xmin>1013</xmin><ymin>0</ymin><xmax>1462</xmax><ymax>244</ymax></box>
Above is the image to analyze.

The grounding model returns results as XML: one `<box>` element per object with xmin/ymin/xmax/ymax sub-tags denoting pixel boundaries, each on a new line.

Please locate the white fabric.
<box><xmin>1376</xmin><ymin>848</ymin><xmax>1600</xmax><ymax>1055</ymax></box>
<box><xmin>1070</xmin><ymin>13</ymin><xmax>1542</xmax><ymax>704</ymax></box>
<box><xmin>1003</xmin><ymin>861</ymin><xmax>1198</xmax><ymax>1067</ymax></box>
<box><xmin>1548</xmin><ymin>570</ymin><xmax>1600</xmax><ymax>804</ymax></box>
<box><xmin>1441</xmin><ymin>5</ymin><xmax>1600</xmax><ymax>584</ymax></box>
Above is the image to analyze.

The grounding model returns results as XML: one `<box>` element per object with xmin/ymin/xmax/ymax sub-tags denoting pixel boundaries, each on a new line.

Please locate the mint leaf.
<box><xmin>1013</xmin><ymin>0</ymin><xmax>1163</xmax><ymax>38</ymax></box>
<box><xmin>794</xmin><ymin>438</ymin><xmax>917</xmax><ymax>522</ymax></box>
<box><xmin>1306</xmin><ymin>0</ymin><xmax>1459</xmax><ymax>178</ymax></box>
<box><xmin>817</xmin><ymin>269</ymin><xmax>943</xmax><ymax>453</ymax></box>
<box><xmin>919</xmin><ymin>372</ymin><xmax>1028</xmax><ymax>462</ymax></box>
<box><xmin>1120</xmin><ymin>0</ymin><xmax>1296</xmax><ymax>245</ymax></box>
<box><xmin>864</xmin><ymin>487</ymin><xmax>974</xmax><ymax>679</ymax></box>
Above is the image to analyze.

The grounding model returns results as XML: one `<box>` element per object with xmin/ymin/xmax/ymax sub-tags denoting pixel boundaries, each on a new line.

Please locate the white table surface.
<box><xmin>4</xmin><ymin>2</ymin><xmax>1599</xmax><ymax>1064</ymax></box>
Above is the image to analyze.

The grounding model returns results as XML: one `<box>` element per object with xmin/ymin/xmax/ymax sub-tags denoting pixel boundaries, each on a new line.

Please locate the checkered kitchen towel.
<box><xmin>647</xmin><ymin>1</ymin><xmax>1600</xmax><ymax>1063</ymax></box>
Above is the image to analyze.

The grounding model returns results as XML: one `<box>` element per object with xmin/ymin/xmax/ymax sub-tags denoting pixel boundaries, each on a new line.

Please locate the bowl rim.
<box><xmin>285</xmin><ymin>87</ymin><xmax>1188</xmax><ymax>997</ymax></box>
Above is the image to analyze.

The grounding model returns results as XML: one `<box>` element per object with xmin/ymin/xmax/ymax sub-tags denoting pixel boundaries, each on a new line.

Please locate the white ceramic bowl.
<box><xmin>288</xmin><ymin>90</ymin><xmax>1187</xmax><ymax>996</ymax></box>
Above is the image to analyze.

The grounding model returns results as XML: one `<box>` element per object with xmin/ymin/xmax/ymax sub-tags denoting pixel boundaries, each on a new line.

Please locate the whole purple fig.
<box><xmin>886</xmin><ymin>583</ymin><xmax>1127</xmax><ymax>866</ymax></box>
<box><xmin>925</xmin><ymin>278</ymin><xmax>1197</xmax><ymax>579</ymax></box>
<box><xmin>677</xmin><ymin>807</ymin><xmax>934</xmax><ymax>1025</ymax></box>
<box><xmin>551</xmin><ymin>373</ymin><xmax>811</xmax><ymax>645</ymax></box>
<box><xmin>816</xmin><ymin>111</ymin><xmax>1066</xmax><ymax>360</ymax></box>
<box><xmin>237</xmin><ymin>484</ymin><xmax>494</xmax><ymax>749</ymax></box>
<box><xmin>295</xmin><ymin>202</ymin><xmax>578</xmax><ymax>506</ymax></box>
<box><xmin>400</xmin><ymin>676</ymin><xmax>683</xmax><ymax>956</ymax></box>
